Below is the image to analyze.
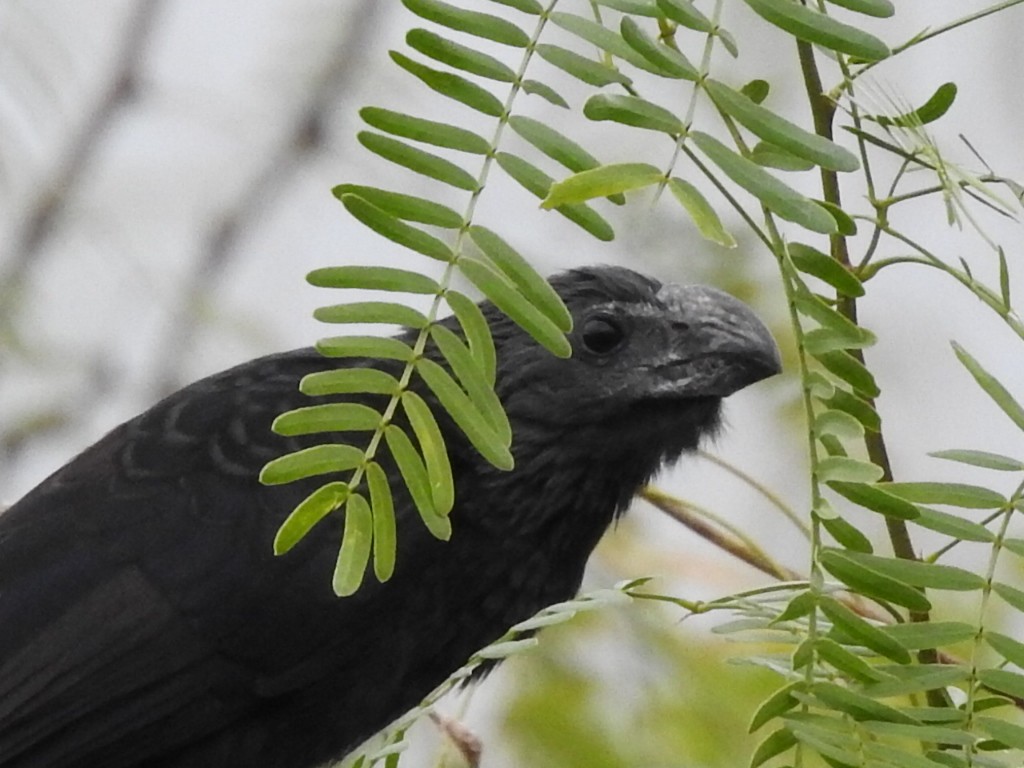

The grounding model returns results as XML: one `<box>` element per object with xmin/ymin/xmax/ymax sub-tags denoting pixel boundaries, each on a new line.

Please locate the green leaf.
<box><xmin>741</xmin><ymin>0</ymin><xmax>890</xmax><ymax>61</ymax></box>
<box><xmin>415</xmin><ymin>357</ymin><xmax>515</xmax><ymax>470</ymax></box>
<box><xmin>819</xmin><ymin>595</ymin><xmax>911</xmax><ymax>663</ymax></box>
<box><xmin>861</xmin><ymin>722</ymin><xmax>973</xmax><ymax>748</ymax></box>
<box><xmin>912</xmin><ymin>506</ymin><xmax>995</xmax><ymax>542</ymax></box>
<box><xmin>741</xmin><ymin>79</ymin><xmax>770</xmax><ymax>104</ymax></box>
<box><xmin>544</xmin><ymin>163</ymin><xmax>664</xmax><ymax>207</ymax></box>
<box><xmin>994</xmin><ymin>581</ymin><xmax>1024</xmax><ymax>613</ymax></box>
<box><xmin>548</xmin><ymin>12</ymin><xmax>664</xmax><ymax>74</ymax></box>
<box><xmin>986</xmin><ymin>632</ymin><xmax>1024</xmax><ymax>668</ymax></box>
<box><xmin>656</xmin><ymin>0</ymin><xmax>713</xmax><ymax>32</ymax></box>
<box><xmin>813</xmin><ymin>409</ymin><xmax>864</xmax><ymax>440</ymax></box>
<box><xmin>879</xmin><ymin>482</ymin><xmax>1006</xmax><ymax>509</ymax></box>
<box><xmin>620</xmin><ymin>16</ymin><xmax>699</xmax><ymax>80</ymax></box>
<box><xmin>952</xmin><ymin>341</ymin><xmax>1024</xmax><ymax>431</ymax></box>
<box><xmin>690</xmin><ymin>131</ymin><xmax>837</xmax><ymax>234</ymax></box>
<box><xmin>401</xmin><ymin>0</ymin><xmax>530</xmax><ymax>46</ymax></box>
<box><xmin>261</xmin><ymin>445</ymin><xmax>364</xmax><ymax>485</ymax></box>
<box><xmin>359</xmin><ymin>107</ymin><xmax>490</xmax><ymax>155</ymax></box>
<box><xmin>340</xmin><ymin>193</ymin><xmax>454</xmax><ymax>262</ymax></box>
<box><xmin>802</xmin><ymin>324</ymin><xmax>875</xmax><ymax>355</ymax></box>
<box><xmin>820</xmin><ymin>513</ymin><xmax>873</xmax><ymax>553</ymax></box>
<box><xmin>467</xmin><ymin>226</ymin><xmax>573</xmax><ymax>332</ymax></box>
<box><xmin>313</xmin><ymin>301</ymin><xmax>429</xmax><ymax>328</ymax></box>
<box><xmin>406</xmin><ymin>28</ymin><xmax>517</xmax><ymax>82</ymax></box>
<box><xmin>384</xmin><ymin>424</ymin><xmax>451</xmax><ymax>540</ymax></box>
<box><xmin>594</xmin><ymin>0</ymin><xmax>659</xmax><ymax>15</ymax></box>
<box><xmin>333</xmin><ymin>493</ymin><xmax>373</xmax><ymax>597</ymax></box>
<box><xmin>333</xmin><ymin>184</ymin><xmax>463</xmax><ymax>229</ymax></box>
<box><xmin>860</xmin><ymin>664</ymin><xmax>971</xmax><ymax>699</ymax></box>
<box><xmin>836</xmin><ymin>549</ymin><xmax>987</xmax><ymax>591</ymax></box>
<box><xmin>1002</xmin><ymin>538</ymin><xmax>1024</xmax><ymax>559</ymax></box>
<box><xmin>750</xmin><ymin>727</ymin><xmax>796</xmax><ymax>768</ymax></box>
<box><xmin>772</xmin><ymin>590</ymin><xmax>816</xmax><ymax>624</ymax></box>
<box><xmin>807</xmin><ymin>371</ymin><xmax>835</xmax><ymax>399</ymax></box>
<box><xmin>494</xmin><ymin>152</ymin><xmax>615</xmax><ymax>241</ymax></box>
<box><xmin>816</xmin><ymin>200</ymin><xmax>858</xmax><ymax>235</ymax></box>
<box><xmin>930</xmin><ymin>449</ymin><xmax>1024</xmax><ymax>472</ymax></box>
<box><xmin>508</xmin><ymin>116</ymin><xmax>601</xmax><ymax>174</ymax></box>
<box><xmin>584</xmin><ymin>93</ymin><xmax>684</xmax><ymax>134</ymax></box>
<box><xmin>824</xmin><ymin>0</ymin><xmax>894</xmax><ymax>17</ymax></box>
<box><xmin>402</xmin><ymin>390</ymin><xmax>454</xmax><ymax>515</ymax></box>
<box><xmin>534</xmin><ymin>44</ymin><xmax>633</xmax><ymax>88</ymax></box>
<box><xmin>446</xmin><ymin>290</ymin><xmax>496</xmax><ymax>386</ymax></box>
<box><xmin>999</xmin><ymin>246</ymin><xmax>1011</xmax><ymax>310</ymax></box>
<box><xmin>787</xmin><ymin>243</ymin><xmax>864</xmax><ymax>297</ymax></box>
<box><xmin>704</xmin><ymin>79</ymin><xmax>859</xmax><ymax>172</ymax></box>
<box><xmin>507</xmin><ymin>117</ymin><xmax>623</xmax><ymax>205</ymax></box>
<box><xmin>521</xmin><ymin>79</ymin><xmax>569</xmax><ymax>108</ymax></box>
<box><xmin>816</xmin><ymin>637</ymin><xmax>890</xmax><ymax>682</ymax></box>
<box><xmin>749</xmin><ymin>141</ymin><xmax>815</xmax><ymax>172</ymax></box>
<box><xmin>667</xmin><ymin>177</ymin><xmax>736</xmax><ymax>248</ymax></box>
<box><xmin>817</xmin><ymin>457</ymin><xmax>883</xmax><ymax>483</ymax></box>
<box><xmin>430</xmin><ymin>323</ymin><xmax>512</xmax><ymax>445</ymax></box>
<box><xmin>315</xmin><ymin>335</ymin><xmax>415</xmax><ymax>361</ymax></box>
<box><xmin>792</xmin><ymin>290</ymin><xmax>865</xmax><ymax>341</ymax></box>
<box><xmin>819</xmin><ymin>549</ymin><xmax>931</xmax><ymax>611</ymax></box>
<box><xmin>300</xmin><ymin>368</ymin><xmax>400</xmax><ymax>397</ymax></box>
<box><xmin>879</xmin><ymin>622</ymin><xmax>977</xmax><ymax>651</ymax></box>
<box><xmin>978</xmin><ymin>669</ymin><xmax>1024</xmax><ymax>700</ymax></box>
<box><xmin>489</xmin><ymin>0</ymin><xmax>542</xmax><ymax>13</ymax></box>
<box><xmin>272</xmin><ymin>403</ymin><xmax>382</xmax><ymax>436</ymax></box>
<box><xmin>783</xmin><ymin>716</ymin><xmax>861</xmax><ymax>765</ymax></box>
<box><xmin>273</xmin><ymin>481</ymin><xmax>349</xmax><ymax>554</ymax></box>
<box><xmin>875</xmin><ymin>82</ymin><xmax>957</xmax><ymax>127</ymax></box>
<box><xmin>357</xmin><ymin>132</ymin><xmax>478</xmax><ymax>191</ymax></box>
<box><xmin>459</xmin><ymin>255</ymin><xmax>573</xmax><ymax>357</ymax></box>
<box><xmin>716</xmin><ymin>28</ymin><xmax>739</xmax><ymax>57</ymax></box>
<box><xmin>749</xmin><ymin>682</ymin><xmax>801</xmax><ymax>732</ymax></box>
<box><xmin>307</xmin><ymin>265</ymin><xmax>440</xmax><ymax>294</ymax></box>
<box><xmin>815</xmin><ymin>350</ymin><xmax>878</xmax><ymax>397</ymax></box>
<box><xmin>824</xmin><ymin>389</ymin><xmax>881</xmax><ymax>433</ymax></box>
<box><xmin>977</xmin><ymin>716</ymin><xmax>1024</xmax><ymax>751</ymax></box>
<box><xmin>810</xmin><ymin>682</ymin><xmax>919</xmax><ymax>723</ymax></box>
<box><xmin>366</xmin><ymin>461</ymin><xmax>396</xmax><ymax>582</ymax></box>
<box><xmin>390</xmin><ymin>51</ymin><xmax>505</xmax><ymax>117</ymax></box>
<box><xmin>828</xmin><ymin>481</ymin><xmax>919</xmax><ymax>520</ymax></box>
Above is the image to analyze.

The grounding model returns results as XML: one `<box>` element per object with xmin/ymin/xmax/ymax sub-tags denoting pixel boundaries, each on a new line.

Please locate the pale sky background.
<box><xmin>1</xmin><ymin>2</ymin><xmax>1023</xmax><ymax>765</ymax></box>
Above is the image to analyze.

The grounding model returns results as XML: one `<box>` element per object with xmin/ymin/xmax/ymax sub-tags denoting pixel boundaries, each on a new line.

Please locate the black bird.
<box><xmin>0</xmin><ymin>266</ymin><xmax>779</xmax><ymax>767</ymax></box>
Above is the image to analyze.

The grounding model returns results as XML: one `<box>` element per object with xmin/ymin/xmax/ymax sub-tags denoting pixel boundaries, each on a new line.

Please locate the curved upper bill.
<box><xmin>652</xmin><ymin>283</ymin><xmax>782</xmax><ymax>398</ymax></box>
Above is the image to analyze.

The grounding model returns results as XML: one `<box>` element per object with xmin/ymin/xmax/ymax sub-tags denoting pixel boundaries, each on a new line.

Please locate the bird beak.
<box><xmin>653</xmin><ymin>283</ymin><xmax>782</xmax><ymax>398</ymax></box>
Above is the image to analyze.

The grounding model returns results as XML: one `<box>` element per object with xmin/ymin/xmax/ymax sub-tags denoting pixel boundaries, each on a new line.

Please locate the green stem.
<box><xmin>848</xmin><ymin>0</ymin><xmax>1024</xmax><ymax>88</ymax></box>
<box><xmin>962</xmin><ymin>479</ymin><xmax>1024</xmax><ymax>767</ymax></box>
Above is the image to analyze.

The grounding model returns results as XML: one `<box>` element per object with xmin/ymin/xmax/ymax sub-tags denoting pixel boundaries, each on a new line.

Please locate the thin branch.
<box><xmin>0</xmin><ymin>0</ymin><xmax>166</xmax><ymax>308</ymax></box>
<box><xmin>641</xmin><ymin>486</ymin><xmax>798</xmax><ymax>582</ymax></box>
<box><xmin>697</xmin><ymin>449</ymin><xmax>810</xmax><ymax>538</ymax></box>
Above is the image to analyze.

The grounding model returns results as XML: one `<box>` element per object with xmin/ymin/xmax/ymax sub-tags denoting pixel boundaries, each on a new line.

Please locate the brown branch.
<box><xmin>0</xmin><ymin>0</ymin><xmax>166</xmax><ymax>307</ymax></box>
<box><xmin>795</xmin><ymin>38</ymin><xmax>948</xmax><ymax>707</ymax></box>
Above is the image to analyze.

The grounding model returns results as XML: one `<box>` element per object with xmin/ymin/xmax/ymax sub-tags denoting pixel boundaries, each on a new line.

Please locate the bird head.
<box><xmin>490</xmin><ymin>266</ymin><xmax>780</xmax><ymax>438</ymax></box>
<box><xmin>449</xmin><ymin>265</ymin><xmax>782</xmax><ymax>530</ymax></box>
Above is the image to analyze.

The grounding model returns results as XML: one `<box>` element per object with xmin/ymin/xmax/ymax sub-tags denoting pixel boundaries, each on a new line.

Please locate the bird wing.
<box><xmin>0</xmin><ymin>350</ymin><xmax>394</xmax><ymax>767</ymax></box>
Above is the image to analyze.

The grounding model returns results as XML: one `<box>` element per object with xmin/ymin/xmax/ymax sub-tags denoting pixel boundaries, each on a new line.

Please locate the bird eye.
<box><xmin>580</xmin><ymin>315</ymin><xmax>626</xmax><ymax>355</ymax></box>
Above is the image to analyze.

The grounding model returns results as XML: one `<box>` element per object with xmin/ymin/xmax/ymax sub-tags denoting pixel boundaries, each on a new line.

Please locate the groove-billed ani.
<box><xmin>0</xmin><ymin>266</ymin><xmax>779</xmax><ymax>768</ymax></box>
